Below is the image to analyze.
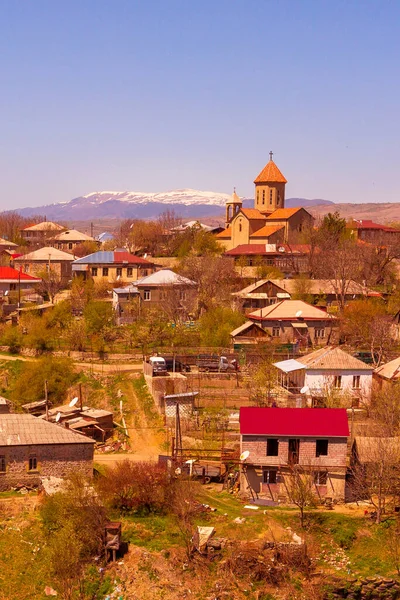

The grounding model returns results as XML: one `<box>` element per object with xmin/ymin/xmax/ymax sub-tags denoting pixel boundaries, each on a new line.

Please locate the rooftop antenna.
<box><xmin>44</xmin><ymin>380</ymin><xmax>49</xmax><ymax>421</ymax></box>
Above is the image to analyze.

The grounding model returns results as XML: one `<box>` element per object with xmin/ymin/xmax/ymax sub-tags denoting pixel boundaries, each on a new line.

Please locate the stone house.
<box><xmin>0</xmin><ymin>414</ymin><xmax>94</xmax><ymax>491</ymax></box>
<box><xmin>273</xmin><ymin>346</ymin><xmax>373</xmax><ymax>407</ymax></box>
<box><xmin>224</xmin><ymin>243</ymin><xmax>310</xmax><ymax>276</ymax></box>
<box><xmin>247</xmin><ymin>300</ymin><xmax>337</xmax><ymax>347</ymax></box>
<box><xmin>72</xmin><ymin>250</ymin><xmax>155</xmax><ymax>284</ymax></box>
<box><xmin>240</xmin><ymin>407</ymin><xmax>349</xmax><ymax>502</ymax></box>
<box><xmin>20</xmin><ymin>221</ymin><xmax>65</xmax><ymax>246</ymax></box>
<box><xmin>13</xmin><ymin>246</ymin><xmax>76</xmax><ymax>285</ymax></box>
<box><xmin>50</xmin><ymin>229</ymin><xmax>99</xmax><ymax>254</ymax></box>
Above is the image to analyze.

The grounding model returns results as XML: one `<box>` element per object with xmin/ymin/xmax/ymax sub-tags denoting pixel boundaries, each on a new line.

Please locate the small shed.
<box><xmin>164</xmin><ymin>391</ymin><xmax>199</xmax><ymax>419</ymax></box>
<box><xmin>230</xmin><ymin>320</ymin><xmax>269</xmax><ymax>345</ymax></box>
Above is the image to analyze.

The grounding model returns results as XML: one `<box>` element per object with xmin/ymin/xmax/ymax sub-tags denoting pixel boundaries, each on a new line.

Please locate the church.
<box><xmin>216</xmin><ymin>153</ymin><xmax>313</xmax><ymax>251</ymax></box>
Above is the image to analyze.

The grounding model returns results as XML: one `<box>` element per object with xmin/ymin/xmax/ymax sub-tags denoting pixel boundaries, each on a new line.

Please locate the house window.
<box><xmin>315</xmin><ymin>328</ymin><xmax>325</xmax><ymax>339</ymax></box>
<box><xmin>0</xmin><ymin>456</ymin><xmax>6</xmax><ymax>472</ymax></box>
<box><xmin>10</xmin><ymin>283</ymin><xmax>16</xmax><ymax>291</ymax></box>
<box><xmin>314</xmin><ymin>471</ymin><xmax>327</xmax><ymax>485</ymax></box>
<box><xmin>353</xmin><ymin>375</ymin><xmax>361</xmax><ymax>389</ymax></box>
<box><xmin>102</xmin><ymin>267</ymin><xmax>109</xmax><ymax>277</ymax></box>
<box><xmin>91</xmin><ymin>267</ymin><xmax>98</xmax><ymax>276</ymax></box>
<box><xmin>24</xmin><ymin>264</ymin><xmax>29</xmax><ymax>272</ymax></box>
<box><xmin>68</xmin><ymin>243</ymin><xmax>73</xmax><ymax>250</ymax></box>
<box><xmin>144</xmin><ymin>289</ymin><xmax>151</xmax><ymax>301</ymax></box>
<box><xmin>263</xmin><ymin>469</ymin><xmax>277</xmax><ymax>484</ymax></box>
<box><xmin>270</xmin><ymin>189</ymin><xmax>273</xmax><ymax>204</ymax></box>
<box><xmin>267</xmin><ymin>438</ymin><xmax>279</xmax><ymax>456</ymax></box>
<box><xmin>272</xmin><ymin>326</ymin><xmax>280</xmax><ymax>337</ymax></box>
<box><xmin>316</xmin><ymin>439</ymin><xmax>328</xmax><ymax>457</ymax></box>
<box><xmin>298</xmin><ymin>223</ymin><xmax>303</xmax><ymax>232</ymax></box>
<box><xmin>28</xmin><ymin>456</ymin><xmax>37</xmax><ymax>471</ymax></box>
<box><xmin>127</xmin><ymin>267</ymin><xmax>133</xmax><ymax>277</ymax></box>
<box><xmin>334</xmin><ymin>375</ymin><xmax>342</xmax><ymax>389</ymax></box>
<box><xmin>116</xmin><ymin>267</ymin><xmax>122</xmax><ymax>277</ymax></box>
<box><xmin>262</xmin><ymin>190</ymin><xmax>265</xmax><ymax>204</ymax></box>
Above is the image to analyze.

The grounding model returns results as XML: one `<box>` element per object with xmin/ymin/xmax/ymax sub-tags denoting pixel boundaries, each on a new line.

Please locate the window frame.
<box><xmin>91</xmin><ymin>267</ymin><xmax>98</xmax><ymax>277</ymax></box>
<box><xmin>127</xmin><ymin>267</ymin><xmax>133</xmax><ymax>277</ymax></box>
<box><xmin>102</xmin><ymin>267</ymin><xmax>109</xmax><ymax>277</ymax></box>
<box><xmin>116</xmin><ymin>267</ymin><xmax>123</xmax><ymax>277</ymax></box>
<box><xmin>263</xmin><ymin>469</ymin><xmax>277</xmax><ymax>484</ymax></box>
<box><xmin>316</xmin><ymin>439</ymin><xmax>329</xmax><ymax>457</ymax></box>
<box><xmin>266</xmin><ymin>438</ymin><xmax>279</xmax><ymax>457</ymax></box>
<box><xmin>353</xmin><ymin>375</ymin><xmax>361</xmax><ymax>389</ymax></box>
<box><xmin>333</xmin><ymin>375</ymin><xmax>342</xmax><ymax>389</ymax></box>
<box><xmin>143</xmin><ymin>289</ymin><xmax>151</xmax><ymax>301</ymax></box>
<box><xmin>28</xmin><ymin>456</ymin><xmax>38</xmax><ymax>472</ymax></box>
<box><xmin>313</xmin><ymin>471</ymin><xmax>327</xmax><ymax>485</ymax></box>
<box><xmin>0</xmin><ymin>455</ymin><xmax>6</xmax><ymax>473</ymax></box>
<box><xmin>272</xmin><ymin>326</ymin><xmax>280</xmax><ymax>337</ymax></box>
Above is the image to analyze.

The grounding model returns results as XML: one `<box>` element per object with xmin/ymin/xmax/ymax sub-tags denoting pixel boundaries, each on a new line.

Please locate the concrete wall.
<box><xmin>0</xmin><ymin>442</ymin><xmax>94</xmax><ymax>491</ymax></box>
<box><xmin>304</xmin><ymin>371</ymin><xmax>372</xmax><ymax>401</ymax></box>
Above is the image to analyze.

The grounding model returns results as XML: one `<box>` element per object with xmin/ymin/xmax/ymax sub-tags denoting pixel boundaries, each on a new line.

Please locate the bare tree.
<box><xmin>285</xmin><ymin>465</ymin><xmax>317</xmax><ymax>528</ymax></box>
<box><xmin>37</xmin><ymin>269</ymin><xmax>64</xmax><ymax>303</ymax></box>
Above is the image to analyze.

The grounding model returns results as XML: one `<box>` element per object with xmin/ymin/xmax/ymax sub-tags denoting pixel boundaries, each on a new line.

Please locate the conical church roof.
<box><xmin>254</xmin><ymin>158</ymin><xmax>287</xmax><ymax>184</ymax></box>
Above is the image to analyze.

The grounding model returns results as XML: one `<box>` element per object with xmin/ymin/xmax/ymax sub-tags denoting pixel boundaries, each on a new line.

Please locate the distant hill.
<box><xmin>6</xmin><ymin>189</ymin><xmax>399</xmax><ymax>225</ymax></box>
<box><xmin>9</xmin><ymin>189</ymin><xmax>334</xmax><ymax>221</ymax></box>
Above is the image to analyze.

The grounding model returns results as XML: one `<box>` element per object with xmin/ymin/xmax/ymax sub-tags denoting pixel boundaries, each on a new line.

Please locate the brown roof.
<box><xmin>236</xmin><ymin>278</ymin><xmax>373</xmax><ymax>298</ymax></box>
<box><xmin>266</xmin><ymin>207</ymin><xmax>303</xmax><ymax>220</ymax></box>
<box><xmin>216</xmin><ymin>227</ymin><xmax>232</xmax><ymax>239</ymax></box>
<box><xmin>248</xmin><ymin>300</ymin><xmax>336</xmax><ymax>321</ymax></box>
<box><xmin>297</xmin><ymin>346</ymin><xmax>373</xmax><ymax>371</ymax></box>
<box><xmin>239</xmin><ymin>208</ymin><xmax>267</xmax><ymax>220</ymax></box>
<box><xmin>254</xmin><ymin>159</ymin><xmax>287</xmax><ymax>184</ymax></box>
<box><xmin>23</xmin><ymin>221</ymin><xmax>64</xmax><ymax>232</ymax></box>
<box><xmin>250</xmin><ymin>225</ymin><xmax>284</xmax><ymax>238</ymax></box>
<box><xmin>374</xmin><ymin>356</ymin><xmax>400</xmax><ymax>381</ymax></box>
<box><xmin>230</xmin><ymin>320</ymin><xmax>267</xmax><ymax>338</ymax></box>
<box><xmin>0</xmin><ymin>414</ymin><xmax>95</xmax><ymax>446</ymax></box>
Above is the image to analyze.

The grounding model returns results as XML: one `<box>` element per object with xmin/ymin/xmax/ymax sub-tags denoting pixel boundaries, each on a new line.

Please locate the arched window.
<box><xmin>270</xmin><ymin>189</ymin><xmax>273</xmax><ymax>204</ymax></box>
<box><xmin>277</xmin><ymin>192</ymin><xmax>280</xmax><ymax>205</ymax></box>
<box><xmin>239</xmin><ymin>221</ymin><xmax>242</xmax><ymax>232</ymax></box>
<box><xmin>257</xmin><ymin>190</ymin><xmax>259</xmax><ymax>204</ymax></box>
<box><xmin>262</xmin><ymin>190</ymin><xmax>265</xmax><ymax>204</ymax></box>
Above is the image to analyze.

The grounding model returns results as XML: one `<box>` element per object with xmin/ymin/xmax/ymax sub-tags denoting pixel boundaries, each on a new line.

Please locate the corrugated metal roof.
<box><xmin>14</xmin><ymin>247</ymin><xmax>76</xmax><ymax>262</ymax></box>
<box><xmin>374</xmin><ymin>356</ymin><xmax>400</xmax><ymax>381</ymax></box>
<box><xmin>297</xmin><ymin>347</ymin><xmax>374</xmax><ymax>371</ymax></box>
<box><xmin>240</xmin><ymin>407</ymin><xmax>349</xmax><ymax>437</ymax></box>
<box><xmin>273</xmin><ymin>359</ymin><xmax>306</xmax><ymax>373</ymax></box>
<box><xmin>0</xmin><ymin>414</ymin><xmax>94</xmax><ymax>446</ymax></box>
<box><xmin>248</xmin><ymin>300</ymin><xmax>335</xmax><ymax>321</ymax></box>
<box><xmin>136</xmin><ymin>269</ymin><xmax>196</xmax><ymax>286</ymax></box>
<box><xmin>73</xmin><ymin>251</ymin><xmax>153</xmax><ymax>265</ymax></box>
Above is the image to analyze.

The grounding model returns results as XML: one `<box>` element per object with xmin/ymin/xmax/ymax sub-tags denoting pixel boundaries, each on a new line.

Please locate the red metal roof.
<box><xmin>240</xmin><ymin>407</ymin><xmax>349</xmax><ymax>437</ymax></box>
<box><xmin>113</xmin><ymin>252</ymin><xmax>153</xmax><ymax>264</ymax></box>
<box><xmin>225</xmin><ymin>244</ymin><xmax>310</xmax><ymax>256</ymax></box>
<box><xmin>349</xmin><ymin>220</ymin><xmax>399</xmax><ymax>233</ymax></box>
<box><xmin>0</xmin><ymin>267</ymin><xmax>40</xmax><ymax>281</ymax></box>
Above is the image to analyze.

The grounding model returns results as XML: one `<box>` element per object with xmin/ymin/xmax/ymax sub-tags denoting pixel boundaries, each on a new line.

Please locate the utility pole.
<box><xmin>45</xmin><ymin>380</ymin><xmax>49</xmax><ymax>420</ymax></box>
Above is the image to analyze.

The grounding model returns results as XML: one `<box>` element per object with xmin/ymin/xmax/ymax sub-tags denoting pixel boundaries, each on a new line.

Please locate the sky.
<box><xmin>1</xmin><ymin>1</ymin><xmax>400</xmax><ymax>209</ymax></box>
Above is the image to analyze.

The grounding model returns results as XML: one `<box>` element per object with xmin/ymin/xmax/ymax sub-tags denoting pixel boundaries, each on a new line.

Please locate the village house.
<box><xmin>20</xmin><ymin>221</ymin><xmax>65</xmax><ymax>246</ymax></box>
<box><xmin>0</xmin><ymin>266</ymin><xmax>41</xmax><ymax>297</ymax></box>
<box><xmin>13</xmin><ymin>246</ymin><xmax>76</xmax><ymax>285</ymax></box>
<box><xmin>216</xmin><ymin>154</ymin><xmax>313</xmax><ymax>251</ymax></box>
<box><xmin>113</xmin><ymin>269</ymin><xmax>197</xmax><ymax>321</ymax></box>
<box><xmin>273</xmin><ymin>346</ymin><xmax>373</xmax><ymax>407</ymax></box>
<box><xmin>224</xmin><ymin>243</ymin><xmax>310</xmax><ymax>276</ymax></box>
<box><xmin>230</xmin><ymin>321</ymin><xmax>270</xmax><ymax>347</ymax></box>
<box><xmin>50</xmin><ymin>229</ymin><xmax>99</xmax><ymax>254</ymax></box>
<box><xmin>43</xmin><ymin>404</ymin><xmax>114</xmax><ymax>442</ymax></box>
<box><xmin>240</xmin><ymin>407</ymin><xmax>349</xmax><ymax>502</ymax></box>
<box><xmin>348</xmin><ymin>219</ymin><xmax>400</xmax><ymax>244</ymax></box>
<box><xmin>246</xmin><ymin>300</ymin><xmax>337</xmax><ymax>347</ymax></box>
<box><xmin>72</xmin><ymin>250</ymin><xmax>155</xmax><ymax>283</ymax></box>
<box><xmin>0</xmin><ymin>237</ymin><xmax>18</xmax><ymax>253</ymax></box>
<box><xmin>373</xmin><ymin>356</ymin><xmax>400</xmax><ymax>389</ymax></box>
<box><xmin>0</xmin><ymin>414</ymin><xmax>94</xmax><ymax>491</ymax></box>
<box><xmin>233</xmin><ymin>279</ymin><xmax>379</xmax><ymax>312</ymax></box>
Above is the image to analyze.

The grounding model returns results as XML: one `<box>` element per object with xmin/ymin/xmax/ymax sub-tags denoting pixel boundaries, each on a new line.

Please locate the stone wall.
<box><xmin>0</xmin><ymin>443</ymin><xmax>94</xmax><ymax>491</ymax></box>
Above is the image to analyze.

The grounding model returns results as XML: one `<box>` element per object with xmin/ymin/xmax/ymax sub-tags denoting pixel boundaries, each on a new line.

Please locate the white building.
<box><xmin>274</xmin><ymin>346</ymin><xmax>373</xmax><ymax>406</ymax></box>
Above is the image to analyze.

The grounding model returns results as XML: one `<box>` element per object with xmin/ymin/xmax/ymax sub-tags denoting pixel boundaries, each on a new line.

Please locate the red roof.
<box><xmin>0</xmin><ymin>267</ymin><xmax>40</xmax><ymax>281</ymax></box>
<box><xmin>254</xmin><ymin>159</ymin><xmax>287</xmax><ymax>184</ymax></box>
<box><xmin>225</xmin><ymin>244</ymin><xmax>310</xmax><ymax>256</ymax></box>
<box><xmin>240</xmin><ymin>407</ymin><xmax>349</xmax><ymax>437</ymax></box>
<box><xmin>349</xmin><ymin>220</ymin><xmax>399</xmax><ymax>233</ymax></box>
<box><xmin>113</xmin><ymin>252</ymin><xmax>153</xmax><ymax>264</ymax></box>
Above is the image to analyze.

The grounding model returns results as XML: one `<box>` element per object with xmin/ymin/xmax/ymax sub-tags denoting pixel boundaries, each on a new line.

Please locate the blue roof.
<box><xmin>73</xmin><ymin>251</ymin><xmax>115</xmax><ymax>265</ymax></box>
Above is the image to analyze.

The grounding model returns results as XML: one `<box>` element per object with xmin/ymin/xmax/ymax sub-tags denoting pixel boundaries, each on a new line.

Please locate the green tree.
<box><xmin>9</xmin><ymin>356</ymin><xmax>78</xmax><ymax>407</ymax></box>
<box><xmin>198</xmin><ymin>306</ymin><xmax>246</xmax><ymax>347</ymax></box>
<box><xmin>84</xmin><ymin>300</ymin><xmax>114</xmax><ymax>335</ymax></box>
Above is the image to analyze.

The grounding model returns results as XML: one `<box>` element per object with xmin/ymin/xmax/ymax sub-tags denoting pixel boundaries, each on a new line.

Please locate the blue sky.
<box><xmin>1</xmin><ymin>1</ymin><xmax>399</xmax><ymax>209</ymax></box>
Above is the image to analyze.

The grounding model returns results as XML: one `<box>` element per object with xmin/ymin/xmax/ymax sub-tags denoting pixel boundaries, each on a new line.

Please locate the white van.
<box><xmin>149</xmin><ymin>356</ymin><xmax>167</xmax><ymax>376</ymax></box>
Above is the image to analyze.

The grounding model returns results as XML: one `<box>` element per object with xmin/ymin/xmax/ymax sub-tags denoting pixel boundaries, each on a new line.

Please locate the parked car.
<box><xmin>148</xmin><ymin>356</ymin><xmax>168</xmax><ymax>376</ymax></box>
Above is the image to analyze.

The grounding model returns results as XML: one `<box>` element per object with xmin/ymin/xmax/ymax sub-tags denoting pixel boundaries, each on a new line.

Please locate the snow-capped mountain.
<box><xmin>14</xmin><ymin>189</ymin><xmax>235</xmax><ymax>220</ymax></box>
<box><xmin>11</xmin><ymin>189</ymin><xmax>333</xmax><ymax>221</ymax></box>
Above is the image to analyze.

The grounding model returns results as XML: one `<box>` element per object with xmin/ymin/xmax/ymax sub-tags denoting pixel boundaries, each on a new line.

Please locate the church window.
<box><xmin>262</xmin><ymin>190</ymin><xmax>265</xmax><ymax>204</ymax></box>
<box><xmin>257</xmin><ymin>190</ymin><xmax>259</xmax><ymax>203</ymax></box>
<box><xmin>270</xmin><ymin>189</ymin><xmax>273</xmax><ymax>204</ymax></box>
<box><xmin>277</xmin><ymin>192</ymin><xmax>280</xmax><ymax>205</ymax></box>
<box><xmin>239</xmin><ymin>222</ymin><xmax>242</xmax><ymax>232</ymax></box>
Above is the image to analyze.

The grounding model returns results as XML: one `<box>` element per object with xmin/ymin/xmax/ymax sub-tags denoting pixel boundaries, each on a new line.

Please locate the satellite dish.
<box><xmin>240</xmin><ymin>450</ymin><xmax>250</xmax><ymax>461</ymax></box>
<box><xmin>4</xmin><ymin>290</ymin><xmax>8</xmax><ymax>296</ymax></box>
<box><xmin>55</xmin><ymin>412</ymin><xmax>61</xmax><ymax>422</ymax></box>
<box><xmin>295</xmin><ymin>310</ymin><xmax>303</xmax><ymax>318</ymax></box>
<box><xmin>143</xmin><ymin>253</ymin><xmax>147</xmax><ymax>259</ymax></box>
<box><xmin>185</xmin><ymin>459</ymin><xmax>196</xmax><ymax>464</ymax></box>
<box><xmin>278</xmin><ymin>246</ymin><xmax>285</xmax><ymax>253</ymax></box>
<box><xmin>300</xmin><ymin>386</ymin><xmax>310</xmax><ymax>394</ymax></box>
<box><xmin>69</xmin><ymin>397</ymin><xmax>79</xmax><ymax>407</ymax></box>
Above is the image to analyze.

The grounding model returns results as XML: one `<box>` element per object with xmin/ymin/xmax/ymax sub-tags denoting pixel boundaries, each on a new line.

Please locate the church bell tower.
<box><xmin>254</xmin><ymin>151</ymin><xmax>287</xmax><ymax>214</ymax></box>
